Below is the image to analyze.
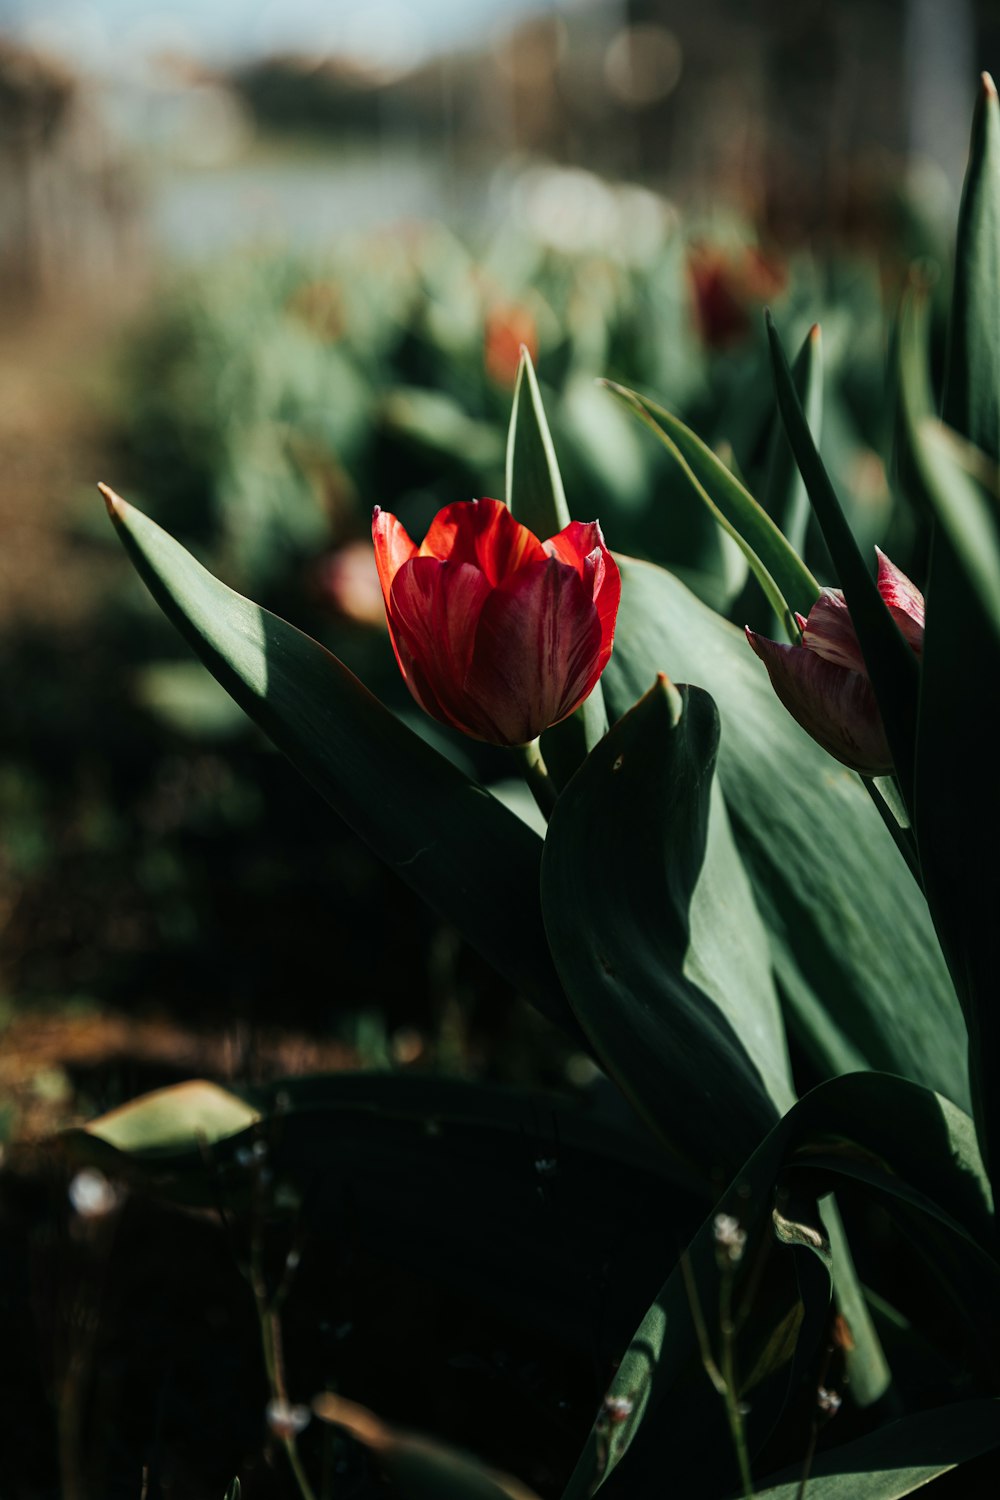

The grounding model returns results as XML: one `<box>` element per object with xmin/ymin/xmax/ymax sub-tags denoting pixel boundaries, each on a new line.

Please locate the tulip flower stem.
<box><xmin>517</xmin><ymin>738</ymin><xmax>559</xmax><ymax>821</ymax></box>
<box><xmin>862</xmin><ymin>777</ymin><xmax>923</xmax><ymax>888</ymax></box>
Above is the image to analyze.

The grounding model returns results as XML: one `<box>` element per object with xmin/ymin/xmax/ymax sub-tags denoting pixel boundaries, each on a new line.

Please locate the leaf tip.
<box><xmin>98</xmin><ymin>481</ymin><xmax>126</xmax><ymax>520</ymax></box>
<box><xmin>981</xmin><ymin>70</ymin><xmax>997</xmax><ymax>102</ymax></box>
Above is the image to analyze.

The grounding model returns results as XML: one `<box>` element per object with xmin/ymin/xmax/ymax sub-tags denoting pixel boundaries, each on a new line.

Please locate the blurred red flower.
<box><xmin>484</xmin><ymin>304</ymin><xmax>538</xmax><ymax>387</ymax></box>
<box><xmin>689</xmin><ymin>245</ymin><xmax>786</xmax><ymax>349</ymax></box>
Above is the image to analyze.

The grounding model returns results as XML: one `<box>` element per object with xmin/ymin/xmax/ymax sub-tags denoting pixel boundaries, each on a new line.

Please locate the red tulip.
<box><xmin>372</xmin><ymin>497</ymin><xmax>621</xmax><ymax>746</ymax></box>
<box><xmin>746</xmin><ymin>549</ymin><xmax>924</xmax><ymax>775</ymax></box>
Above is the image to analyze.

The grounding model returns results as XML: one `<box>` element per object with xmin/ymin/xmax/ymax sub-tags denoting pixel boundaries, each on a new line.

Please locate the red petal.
<box><xmin>464</xmin><ymin>558</ymin><xmax>604</xmax><ymax>744</ymax></box>
<box><xmin>746</xmin><ymin>629</ymin><xmax>893</xmax><ymax>775</ymax></box>
<box><xmin>545</xmin><ymin>520</ymin><xmax>621</xmax><ymax>674</ymax></box>
<box><xmin>593</xmin><ymin>548</ymin><xmax>621</xmax><ymax>674</ymax></box>
<box><xmin>801</xmin><ymin>589</ymin><xmax>867</xmax><ymax>674</ymax></box>
<box><xmin>388</xmin><ymin>557</ymin><xmax>493</xmax><ymax>736</ymax></box>
<box><xmin>372</xmin><ymin>508</ymin><xmax>418</xmax><ymax>608</ymax></box>
<box><xmin>544</xmin><ymin>520</ymin><xmax>605</xmax><ymax>582</ymax></box>
<box><xmin>419</xmin><ymin>498</ymin><xmax>546</xmax><ymax>584</ymax></box>
<box><xmin>876</xmin><ymin>548</ymin><xmax>925</xmax><ymax>655</ymax></box>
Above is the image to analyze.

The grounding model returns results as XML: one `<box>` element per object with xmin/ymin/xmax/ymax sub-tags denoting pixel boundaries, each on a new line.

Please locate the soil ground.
<box><xmin>0</xmin><ymin>292</ymin><xmax>344</xmax><ymax>1141</ymax></box>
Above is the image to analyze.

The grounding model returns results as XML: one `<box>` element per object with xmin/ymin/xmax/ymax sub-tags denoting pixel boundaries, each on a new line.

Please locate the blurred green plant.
<box><xmin>4</xmin><ymin>95</ymin><xmax>998</xmax><ymax>1500</ymax></box>
<box><xmin>78</xmin><ymin>78</ymin><xmax>1000</xmax><ymax>1500</ymax></box>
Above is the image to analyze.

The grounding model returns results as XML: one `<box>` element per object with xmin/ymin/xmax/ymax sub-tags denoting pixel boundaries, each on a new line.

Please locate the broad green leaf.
<box><xmin>561</xmin><ymin>1073</ymin><xmax>996</xmax><ymax>1500</ymax></box>
<box><xmin>506</xmin><ymin>349</ymin><xmax>608</xmax><ymax>781</ymax></box>
<box><xmin>102</xmin><ymin>487</ymin><xmax>580</xmax><ymax>1044</ymax></box>
<box><xmin>313</xmin><ymin>1394</ymin><xmax>543</xmax><ymax>1500</ymax></box>
<box><xmin>752</xmin><ymin>1398</ymin><xmax>1000</xmax><ymax>1498</ymax></box>
<box><xmin>942</xmin><ymin>72</ymin><xmax>1000</xmax><ymax>462</ymax></box>
<box><xmin>911</xmin><ymin>77</ymin><xmax>1000</xmax><ymax>1189</ymax></box>
<box><xmin>85</xmin><ymin>1080</ymin><xmax>260</xmax><ymax>1155</ymax></box>
<box><xmin>604</xmin><ymin>556</ymin><xmax>968</xmax><ymax>1110</ymax></box>
<box><xmin>541</xmin><ymin>676</ymin><xmax>793</xmax><ymax>1177</ymax></box>
<box><xmin>603</xmin><ymin>380</ymin><xmax>820</xmax><ymax>632</ymax></box>
<box><xmin>766</xmin><ymin>314</ymin><xmax>920</xmax><ymax>811</ymax></box>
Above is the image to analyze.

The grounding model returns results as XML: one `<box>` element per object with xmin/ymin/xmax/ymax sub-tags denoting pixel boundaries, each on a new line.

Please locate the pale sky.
<box><xmin>0</xmin><ymin>0</ymin><xmax>560</xmax><ymax>71</ymax></box>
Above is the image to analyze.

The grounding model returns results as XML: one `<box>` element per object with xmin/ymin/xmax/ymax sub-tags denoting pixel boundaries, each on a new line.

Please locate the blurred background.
<box><xmin>2</xmin><ymin>0</ymin><xmax>999</xmax><ymax>1140</ymax></box>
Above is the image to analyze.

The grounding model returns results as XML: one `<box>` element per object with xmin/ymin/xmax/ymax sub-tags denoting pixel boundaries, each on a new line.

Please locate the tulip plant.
<box><xmin>71</xmin><ymin>77</ymin><xmax>1000</xmax><ymax>1500</ymax></box>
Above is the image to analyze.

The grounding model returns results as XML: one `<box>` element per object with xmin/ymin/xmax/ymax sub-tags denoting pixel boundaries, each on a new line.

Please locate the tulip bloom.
<box><xmin>746</xmin><ymin>549</ymin><xmax>924</xmax><ymax>775</ymax></box>
<box><xmin>372</xmin><ymin>497</ymin><xmax>620</xmax><ymax>746</ymax></box>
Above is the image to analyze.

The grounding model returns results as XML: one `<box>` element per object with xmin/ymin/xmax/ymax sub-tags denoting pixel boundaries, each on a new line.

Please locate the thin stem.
<box><xmin>719</xmin><ymin>1270</ymin><xmax>754</xmax><ymax>1500</ymax></box>
<box><xmin>515</xmin><ymin>737</ymin><xmax>559</xmax><ymax>821</ymax></box>
<box><xmin>794</xmin><ymin>1426</ymin><xmax>819</xmax><ymax>1500</ymax></box>
<box><xmin>679</xmin><ymin>1252</ymin><xmax>754</xmax><ymax>1498</ymax></box>
<box><xmin>861</xmin><ymin>775</ymin><xmax>922</xmax><ymax>887</ymax></box>
<box><xmin>251</xmin><ymin>1240</ymin><xmax>318</xmax><ymax>1500</ymax></box>
<box><xmin>679</xmin><ymin>1250</ymin><xmax>726</xmax><ymax>1396</ymax></box>
<box><xmin>795</xmin><ymin>1337</ymin><xmax>836</xmax><ymax>1500</ymax></box>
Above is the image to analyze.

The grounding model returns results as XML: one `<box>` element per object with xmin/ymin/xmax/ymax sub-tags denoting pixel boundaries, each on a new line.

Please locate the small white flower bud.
<box><xmin>266</xmin><ymin>1398</ymin><xmax>311</xmax><ymax>1439</ymax></box>
<box><xmin>713</xmin><ymin>1212</ymin><xmax>747</xmax><ymax>1264</ymax></box>
<box><xmin>68</xmin><ymin>1168</ymin><xmax>120</xmax><ymax>1220</ymax></box>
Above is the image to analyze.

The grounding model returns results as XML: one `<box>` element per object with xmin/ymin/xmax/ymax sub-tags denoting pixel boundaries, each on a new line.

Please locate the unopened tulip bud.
<box><xmin>746</xmin><ymin>550</ymin><xmax>924</xmax><ymax>776</ymax></box>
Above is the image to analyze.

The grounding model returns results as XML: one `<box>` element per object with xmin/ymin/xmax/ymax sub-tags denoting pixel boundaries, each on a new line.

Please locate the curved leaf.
<box><xmin>922</xmin><ymin>71</ymin><xmax>1000</xmax><ymax>1191</ymax></box>
<box><xmin>84</xmin><ymin>1080</ymin><xmax>260</xmax><ymax>1155</ymax></box>
<box><xmin>898</xmin><ymin>287</ymin><xmax>1000</xmax><ymax>1191</ymax></box>
<box><xmin>506</xmin><ymin>350</ymin><xmax>608</xmax><ymax>782</ymax></box>
<box><xmin>942</xmin><ymin>72</ymin><xmax>1000</xmax><ymax>462</ymax></box>
<box><xmin>102</xmin><ymin>487</ymin><xmax>580</xmax><ymax>1045</ymax></box>
<box><xmin>561</xmin><ymin>1073</ymin><xmax>995</xmax><ymax>1500</ymax></box>
<box><xmin>762</xmin><ymin>323</ymin><xmax>824</xmax><ymax>559</ymax></box>
<box><xmin>603</xmin><ymin>381</ymin><xmax>820</xmax><ymax>632</ymax></box>
<box><xmin>541</xmin><ymin>675</ymin><xmax>793</xmax><ymax>1177</ymax></box>
<box><xmin>604</xmin><ymin>555</ymin><xmax>968</xmax><ymax>1110</ymax></box>
<box><xmin>752</xmin><ymin>1398</ymin><xmax>1000</xmax><ymax>1498</ymax></box>
<box><xmin>766</xmin><ymin>314</ymin><xmax>920</xmax><ymax>811</ymax></box>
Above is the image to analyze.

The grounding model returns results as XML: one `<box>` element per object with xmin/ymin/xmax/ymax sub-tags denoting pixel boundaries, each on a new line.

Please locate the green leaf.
<box><xmin>101</xmin><ymin>487</ymin><xmax>580</xmax><ymax>1045</ymax></box>
<box><xmin>752</xmin><ymin>1398</ymin><xmax>1000</xmax><ymax>1497</ymax></box>
<box><xmin>820</xmin><ymin>1198</ymin><xmax>890</xmax><ymax>1407</ymax></box>
<box><xmin>761</xmin><ymin>323</ymin><xmax>823</xmax><ymax>561</ymax></box>
<box><xmin>541</xmin><ymin>676</ymin><xmax>794</xmax><ymax>1177</ymax></box>
<box><xmin>505</xmin><ymin>347</ymin><xmax>571</xmax><ymax>537</ymax></box>
<box><xmin>561</xmin><ymin>1073</ymin><xmax>995</xmax><ymax>1500</ymax></box>
<box><xmin>603</xmin><ymin>556</ymin><xmax>968</xmax><ymax>1110</ymax></box>
<box><xmin>942</xmin><ymin>72</ymin><xmax>1000</xmax><ymax>463</ymax></box>
<box><xmin>84</xmin><ymin>1080</ymin><xmax>261</xmax><ymax>1155</ymax></box>
<box><xmin>223</xmin><ymin>1480</ymin><xmax>241</xmax><ymax>1500</ymax></box>
<box><xmin>603</xmin><ymin>381</ymin><xmax>820</xmax><ymax>633</ymax></box>
<box><xmin>910</xmin><ymin>420</ymin><xmax>1000</xmax><ymax>646</ymax></box>
<box><xmin>906</xmin><ymin>79</ymin><xmax>1000</xmax><ymax>1190</ymax></box>
<box><xmin>506</xmin><ymin>349</ymin><xmax>609</xmax><ymax>782</ymax></box>
<box><xmin>766</xmin><ymin>314</ymin><xmax>920</xmax><ymax>811</ymax></box>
